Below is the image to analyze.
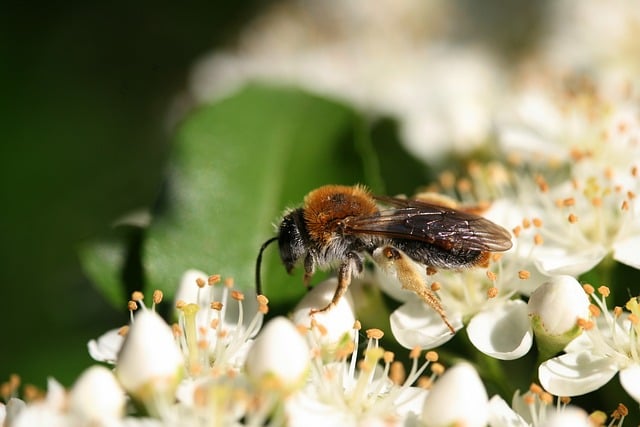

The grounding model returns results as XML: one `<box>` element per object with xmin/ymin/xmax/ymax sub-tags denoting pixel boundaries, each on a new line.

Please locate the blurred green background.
<box><xmin>0</xmin><ymin>0</ymin><xmax>271</xmax><ymax>387</ymax></box>
<box><xmin>0</xmin><ymin>0</ymin><xmax>548</xmax><ymax>388</ymax></box>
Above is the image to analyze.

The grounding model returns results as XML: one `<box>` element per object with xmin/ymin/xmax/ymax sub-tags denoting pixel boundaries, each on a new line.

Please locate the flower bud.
<box><xmin>245</xmin><ymin>316</ymin><xmax>310</xmax><ymax>395</ymax></box>
<box><xmin>292</xmin><ymin>278</ymin><xmax>355</xmax><ymax>353</ymax></box>
<box><xmin>527</xmin><ymin>275</ymin><xmax>589</xmax><ymax>360</ymax></box>
<box><xmin>115</xmin><ymin>310</ymin><xmax>183</xmax><ymax>414</ymax></box>
<box><xmin>422</xmin><ymin>362</ymin><xmax>488</xmax><ymax>427</ymax></box>
<box><xmin>68</xmin><ymin>365</ymin><xmax>125</xmax><ymax>422</ymax></box>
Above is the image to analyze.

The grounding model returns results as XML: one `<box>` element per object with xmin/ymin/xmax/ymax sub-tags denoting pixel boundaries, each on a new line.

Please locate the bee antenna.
<box><xmin>255</xmin><ymin>236</ymin><xmax>278</xmax><ymax>296</ymax></box>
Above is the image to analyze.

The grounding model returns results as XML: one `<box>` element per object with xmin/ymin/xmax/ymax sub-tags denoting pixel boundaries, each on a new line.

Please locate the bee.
<box><xmin>255</xmin><ymin>184</ymin><xmax>513</xmax><ymax>333</ymax></box>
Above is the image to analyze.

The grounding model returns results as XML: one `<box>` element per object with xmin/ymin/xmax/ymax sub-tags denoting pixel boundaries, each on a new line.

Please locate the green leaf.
<box><xmin>143</xmin><ymin>84</ymin><xmax>370</xmax><ymax>311</ymax></box>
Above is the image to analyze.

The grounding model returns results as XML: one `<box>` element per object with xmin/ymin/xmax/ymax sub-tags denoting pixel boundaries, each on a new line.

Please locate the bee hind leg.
<box><xmin>310</xmin><ymin>252</ymin><xmax>362</xmax><ymax>315</ymax></box>
<box><xmin>376</xmin><ymin>246</ymin><xmax>455</xmax><ymax>334</ymax></box>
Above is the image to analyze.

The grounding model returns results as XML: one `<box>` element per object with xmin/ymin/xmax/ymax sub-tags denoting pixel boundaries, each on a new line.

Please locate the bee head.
<box><xmin>277</xmin><ymin>209</ymin><xmax>307</xmax><ymax>273</ymax></box>
<box><xmin>255</xmin><ymin>208</ymin><xmax>307</xmax><ymax>296</ymax></box>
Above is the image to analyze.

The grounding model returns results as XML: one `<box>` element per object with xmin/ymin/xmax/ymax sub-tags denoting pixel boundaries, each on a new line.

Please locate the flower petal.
<box><xmin>533</xmin><ymin>246</ymin><xmax>606</xmax><ymax>277</ymax></box>
<box><xmin>619</xmin><ymin>365</ymin><xmax>640</xmax><ymax>404</ymax></box>
<box><xmin>539</xmin><ymin>406</ymin><xmax>591</xmax><ymax>427</ymax></box>
<box><xmin>390</xmin><ymin>299</ymin><xmax>461</xmax><ymax>349</ymax></box>
<box><xmin>422</xmin><ymin>362</ymin><xmax>488</xmax><ymax>427</ymax></box>
<box><xmin>292</xmin><ymin>278</ymin><xmax>355</xmax><ymax>347</ymax></box>
<box><xmin>467</xmin><ymin>300</ymin><xmax>533</xmax><ymax>360</ymax></box>
<box><xmin>487</xmin><ymin>394</ymin><xmax>528</xmax><ymax>427</ymax></box>
<box><xmin>538</xmin><ymin>351</ymin><xmax>618</xmax><ymax>396</ymax></box>
<box><xmin>87</xmin><ymin>328</ymin><xmax>124</xmax><ymax>364</ymax></box>
<box><xmin>613</xmin><ymin>235</ymin><xmax>640</xmax><ymax>269</ymax></box>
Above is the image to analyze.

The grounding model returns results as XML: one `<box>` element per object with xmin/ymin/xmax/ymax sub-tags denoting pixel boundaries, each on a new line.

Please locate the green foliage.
<box><xmin>80</xmin><ymin>84</ymin><xmax>427</xmax><ymax>312</ymax></box>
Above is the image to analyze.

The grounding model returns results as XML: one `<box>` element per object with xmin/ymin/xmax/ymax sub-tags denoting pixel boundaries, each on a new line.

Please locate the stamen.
<box><xmin>518</xmin><ymin>270</ymin><xmax>530</xmax><ymax>280</ymax></box>
<box><xmin>195</xmin><ymin>277</ymin><xmax>206</xmax><ymax>288</ymax></box>
<box><xmin>487</xmin><ymin>287</ymin><xmax>498</xmax><ymax>298</ymax></box>
<box><xmin>152</xmin><ymin>290</ymin><xmax>163</xmax><ymax>305</ymax></box>
<box><xmin>390</xmin><ymin>361</ymin><xmax>405</xmax><ymax>385</ymax></box>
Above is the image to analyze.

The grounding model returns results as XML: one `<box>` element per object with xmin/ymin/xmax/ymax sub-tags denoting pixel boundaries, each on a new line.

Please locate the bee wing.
<box><xmin>343</xmin><ymin>196</ymin><xmax>513</xmax><ymax>252</ymax></box>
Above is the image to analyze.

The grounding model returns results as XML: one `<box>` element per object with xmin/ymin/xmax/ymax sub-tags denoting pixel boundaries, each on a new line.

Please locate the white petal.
<box><xmin>613</xmin><ymin>236</ymin><xmax>640</xmax><ymax>269</ymax></box>
<box><xmin>116</xmin><ymin>310</ymin><xmax>183</xmax><ymax>395</ymax></box>
<box><xmin>69</xmin><ymin>366</ymin><xmax>126</xmax><ymax>422</ymax></box>
<box><xmin>394</xmin><ymin>386</ymin><xmax>428</xmax><ymax>421</ymax></box>
<box><xmin>422</xmin><ymin>362</ymin><xmax>488</xmax><ymax>427</ymax></box>
<box><xmin>174</xmin><ymin>269</ymin><xmax>209</xmax><ymax>307</ymax></box>
<box><xmin>534</xmin><ymin>246</ymin><xmax>606</xmax><ymax>276</ymax></box>
<box><xmin>538</xmin><ymin>351</ymin><xmax>619</xmax><ymax>396</ymax></box>
<box><xmin>292</xmin><ymin>278</ymin><xmax>356</xmax><ymax>346</ymax></box>
<box><xmin>619</xmin><ymin>365</ymin><xmax>640</xmax><ymax>404</ymax></box>
<box><xmin>467</xmin><ymin>300</ymin><xmax>533</xmax><ymax>360</ymax></box>
<box><xmin>539</xmin><ymin>406</ymin><xmax>591</xmax><ymax>427</ymax></box>
<box><xmin>245</xmin><ymin>316</ymin><xmax>310</xmax><ymax>394</ymax></box>
<box><xmin>487</xmin><ymin>394</ymin><xmax>528</xmax><ymax>427</ymax></box>
<box><xmin>87</xmin><ymin>328</ymin><xmax>124</xmax><ymax>363</ymax></box>
<box><xmin>389</xmin><ymin>299</ymin><xmax>461</xmax><ymax>349</ymax></box>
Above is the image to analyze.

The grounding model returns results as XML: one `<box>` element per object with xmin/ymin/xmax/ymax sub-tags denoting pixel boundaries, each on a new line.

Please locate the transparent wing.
<box><xmin>343</xmin><ymin>196</ymin><xmax>512</xmax><ymax>252</ymax></box>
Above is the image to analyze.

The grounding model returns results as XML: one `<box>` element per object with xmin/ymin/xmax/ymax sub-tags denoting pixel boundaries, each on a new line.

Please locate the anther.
<box><xmin>366</xmin><ymin>328</ymin><xmax>384</xmax><ymax>340</ymax></box>
<box><xmin>208</xmin><ymin>274</ymin><xmax>221</xmax><ymax>285</ymax></box>
<box><xmin>487</xmin><ymin>287</ymin><xmax>498</xmax><ymax>298</ymax></box>
<box><xmin>152</xmin><ymin>290</ymin><xmax>163</xmax><ymax>304</ymax></box>
<box><xmin>518</xmin><ymin>270</ymin><xmax>530</xmax><ymax>280</ymax></box>
<box><xmin>195</xmin><ymin>277</ymin><xmax>206</xmax><ymax>288</ymax></box>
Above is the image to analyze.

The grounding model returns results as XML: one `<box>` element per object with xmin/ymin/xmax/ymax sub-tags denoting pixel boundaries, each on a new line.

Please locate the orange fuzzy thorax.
<box><xmin>303</xmin><ymin>185</ymin><xmax>378</xmax><ymax>242</ymax></box>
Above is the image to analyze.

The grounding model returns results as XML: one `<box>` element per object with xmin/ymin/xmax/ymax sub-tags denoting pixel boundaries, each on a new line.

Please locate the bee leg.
<box><xmin>310</xmin><ymin>252</ymin><xmax>362</xmax><ymax>315</ymax></box>
<box><xmin>376</xmin><ymin>246</ymin><xmax>455</xmax><ymax>334</ymax></box>
<box><xmin>303</xmin><ymin>253</ymin><xmax>315</xmax><ymax>290</ymax></box>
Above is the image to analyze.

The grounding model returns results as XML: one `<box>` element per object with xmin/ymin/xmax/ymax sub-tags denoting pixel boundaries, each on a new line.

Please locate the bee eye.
<box><xmin>278</xmin><ymin>210</ymin><xmax>307</xmax><ymax>272</ymax></box>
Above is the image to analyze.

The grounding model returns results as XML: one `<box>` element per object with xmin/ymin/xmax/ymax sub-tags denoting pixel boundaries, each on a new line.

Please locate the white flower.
<box><xmin>541</xmin><ymin>0</ymin><xmax>640</xmax><ymax>76</ymax></box>
<box><xmin>88</xmin><ymin>327</ymin><xmax>126</xmax><ymax>364</ymax></box>
<box><xmin>527</xmin><ymin>276</ymin><xmax>590</xmax><ymax>359</ymax></box>
<box><xmin>68</xmin><ymin>366</ymin><xmax>126</xmax><ymax>424</ymax></box>
<box><xmin>291</xmin><ymin>277</ymin><xmax>357</xmax><ymax>357</ymax></box>
<box><xmin>174</xmin><ymin>270</ymin><xmax>266</xmax><ymax>374</ymax></box>
<box><xmin>88</xmin><ymin>289</ymin><xmax>165</xmax><ymax>364</ymax></box>
<box><xmin>187</xmin><ymin>0</ymin><xmax>505</xmax><ymax>161</ymax></box>
<box><xmin>115</xmin><ymin>310</ymin><xmax>184</xmax><ymax>412</ymax></box>
<box><xmin>496</xmin><ymin>71</ymin><xmax>640</xmax><ymax>276</ymax></box>
<box><xmin>377</xmin><ymin>199</ymin><xmax>538</xmax><ymax>360</ymax></box>
<box><xmin>11</xmin><ymin>378</ymin><xmax>67</xmax><ymax>427</ymax></box>
<box><xmin>286</xmin><ymin>323</ymin><xmax>434</xmax><ymax>426</ymax></box>
<box><xmin>487</xmin><ymin>383</ymin><xmax>597</xmax><ymax>427</ymax></box>
<box><xmin>422</xmin><ymin>362</ymin><xmax>488</xmax><ymax>427</ymax></box>
<box><xmin>245</xmin><ymin>316</ymin><xmax>310</xmax><ymax>395</ymax></box>
<box><xmin>539</xmin><ymin>285</ymin><xmax>640</xmax><ymax>401</ymax></box>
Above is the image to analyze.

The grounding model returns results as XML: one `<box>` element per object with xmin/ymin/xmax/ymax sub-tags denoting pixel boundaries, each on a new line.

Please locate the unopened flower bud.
<box><xmin>115</xmin><ymin>310</ymin><xmax>183</xmax><ymax>414</ymax></box>
<box><xmin>422</xmin><ymin>362</ymin><xmax>488</xmax><ymax>427</ymax></box>
<box><xmin>245</xmin><ymin>316</ymin><xmax>310</xmax><ymax>396</ymax></box>
<box><xmin>69</xmin><ymin>366</ymin><xmax>125</xmax><ymax>423</ymax></box>
<box><xmin>528</xmin><ymin>275</ymin><xmax>589</xmax><ymax>360</ymax></box>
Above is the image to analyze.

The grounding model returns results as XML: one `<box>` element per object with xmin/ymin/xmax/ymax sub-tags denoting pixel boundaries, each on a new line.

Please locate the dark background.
<box><xmin>0</xmin><ymin>0</ymin><xmax>268</xmax><ymax>387</ymax></box>
<box><xmin>0</xmin><ymin>0</ymin><xmax>546</xmax><ymax>388</ymax></box>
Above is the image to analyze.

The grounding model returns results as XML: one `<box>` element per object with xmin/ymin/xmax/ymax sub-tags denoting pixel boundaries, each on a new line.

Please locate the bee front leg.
<box><xmin>310</xmin><ymin>252</ymin><xmax>362</xmax><ymax>315</ymax></box>
<box><xmin>303</xmin><ymin>253</ymin><xmax>315</xmax><ymax>290</ymax></box>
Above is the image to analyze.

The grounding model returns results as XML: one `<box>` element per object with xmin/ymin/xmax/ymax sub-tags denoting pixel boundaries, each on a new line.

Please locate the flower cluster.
<box><xmin>4</xmin><ymin>0</ymin><xmax>640</xmax><ymax>425</ymax></box>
